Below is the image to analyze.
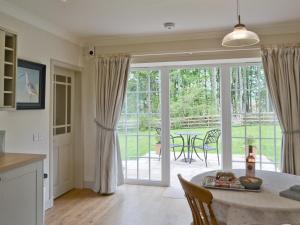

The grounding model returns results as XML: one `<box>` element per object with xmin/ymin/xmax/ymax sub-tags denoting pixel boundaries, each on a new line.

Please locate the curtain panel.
<box><xmin>261</xmin><ymin>46</ymin><xmax>300</xmax><ymax>175</ymax></box>
<box><xmin>93</xmin><ymin>55</ymin><xmax>131</xmax><ymax>194</ymax></box>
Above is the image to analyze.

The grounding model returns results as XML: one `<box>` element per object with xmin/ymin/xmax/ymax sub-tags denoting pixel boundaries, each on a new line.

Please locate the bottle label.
<box><xmin>246</xmin><ymin>162</ymin><xmax>255</xmax><ymax>177</ymax></box>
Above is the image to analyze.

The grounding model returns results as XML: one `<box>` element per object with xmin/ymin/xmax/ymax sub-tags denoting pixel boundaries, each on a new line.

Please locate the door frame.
<box><xmin>130</xmin><ymin>58</ymin><xmax>262</xmax><ymax>186</ymax></box>
<box><xmin>48</xmin><ymin>59</ymin><xmax>83</xmax><ymax>209</ymax></box>
<box><xmin>123</xmin><ymin>67</ymin><xmax>168</xmax><ymax>186</ymax></box>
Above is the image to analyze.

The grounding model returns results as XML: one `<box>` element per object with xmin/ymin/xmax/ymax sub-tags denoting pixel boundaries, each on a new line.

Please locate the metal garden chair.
<box><xmin>155</xmin><ymin>128</ymin><xmax>186</xmax><ymax>161</ymax></box>
<box><xmin>191</xmin><ymin>129</ymin><xmax>221</xmax><ymax>166</ymax></box>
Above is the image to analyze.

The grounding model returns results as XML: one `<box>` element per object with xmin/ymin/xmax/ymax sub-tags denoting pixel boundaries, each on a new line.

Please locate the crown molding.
<box><xmin>3</xmin><ymin>0</ymin><xmax>298</xmax><ymax>49</ymax></box>
<box><xmin>0</xmin><ymin>0</ymin><xmax>82</xmax><ymax>46</ymax></box>
<box><xmin>84</xmin><ymin>21</ymin><xmax>300</xmax><ymax>47</ymax></box>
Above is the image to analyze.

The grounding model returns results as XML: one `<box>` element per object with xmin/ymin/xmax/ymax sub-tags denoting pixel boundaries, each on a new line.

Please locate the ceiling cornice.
<box><xmin>2</xmin><ymin>0</ymin><xmax>299</xmax><ymax>49</ymax></box>
<box><xmin>0</xmin><ymin>0</ymin><xmax>82</xmax><ymax>46</ymax></box>
<box><xmin>84</xmin><ymin>21</ymin><xmax>300</xmax><ymax>47</ymax></box>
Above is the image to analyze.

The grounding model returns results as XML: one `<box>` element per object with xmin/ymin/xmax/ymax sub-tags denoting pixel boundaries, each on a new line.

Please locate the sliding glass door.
<box><xmin>169</xmin><ymin>67</ymin><xmax>222</xmax><ymax>184</ymax></box>
<box><xmin>230</xmin><ymin>64</ymin><xmax>282</xmax><ymax>171</ymax></box>
<box><xmin>119</xmin><ymin>61</ymin><xmax>282</xmax><ymax>186</ymax></box>
<box><xmin>118</xmin><ymin>69</ymin><xmax>163</xmax><ymax>184</ymax></box>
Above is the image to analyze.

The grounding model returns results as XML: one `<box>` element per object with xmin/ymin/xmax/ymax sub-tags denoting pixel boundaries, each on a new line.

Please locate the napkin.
<box><xmin>289</xmin><ymin>185</ymin><xmax>300</xmax><ymax>193</ymax></box>
<box><xmin>280</xmin><ymin>189</ymin><xmax>300</xmax><ymax>201</ymax></box>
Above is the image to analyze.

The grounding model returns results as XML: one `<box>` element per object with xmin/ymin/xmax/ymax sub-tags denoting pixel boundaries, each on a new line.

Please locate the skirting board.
<box><xmin>84</xmin><ymin>181</ymin><xmax>94</xmax><ymax>190</ymax></box>
<box><xmin>44</xmin><ymin>199</ymin><xmax>53</xmax><ymax>211</ymax></box>
<box><xmin>45</xmin><ymin>182</ymin><xmax>93</xmax><ymax>211</ymax></box>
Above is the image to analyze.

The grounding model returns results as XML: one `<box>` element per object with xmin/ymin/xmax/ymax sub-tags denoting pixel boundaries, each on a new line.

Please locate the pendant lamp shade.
<box><xmin>222</xmin><ymin>24</ymin><xmax>260</xmax><ymax>47</ymax></box>
<box><xmin>222</xmin><ymin>0</ymin><xmax>260</xmax><ymax>47</ymax></box>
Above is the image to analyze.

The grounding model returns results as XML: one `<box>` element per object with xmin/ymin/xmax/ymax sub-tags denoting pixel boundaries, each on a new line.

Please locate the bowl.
<box><xmin>239</xmin><ymin>176</ymin><xmax>263</xmax><ymax>190</ymax></box>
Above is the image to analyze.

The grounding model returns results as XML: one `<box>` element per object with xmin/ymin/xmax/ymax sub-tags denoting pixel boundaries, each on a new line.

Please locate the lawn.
<box><xmin>118</xmin><ymin>125</ymin><xmax>282</xmax><ymax>164</ymax></box>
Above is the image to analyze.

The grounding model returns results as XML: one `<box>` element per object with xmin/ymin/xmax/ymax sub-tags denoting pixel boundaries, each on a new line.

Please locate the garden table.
<box><xmin>191</xmin><ymin>169</ymin><xmax>300</xmax><ymax>225</ymax></box>
<box><xmin>175</xmin><ymin>131</ymin><xmax>203</xmax><ymax>163</ymax></box>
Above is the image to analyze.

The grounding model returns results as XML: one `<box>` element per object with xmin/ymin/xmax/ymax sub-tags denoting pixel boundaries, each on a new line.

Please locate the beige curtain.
<box><xmin>93</xmin><ymin>55</ymin><xmax>131</xmax><ymax>194</ymax></box>
<box><xmin>261</xmin><ymin>46</ymin><xmax>300</xmax><ymax>175</ymax></box>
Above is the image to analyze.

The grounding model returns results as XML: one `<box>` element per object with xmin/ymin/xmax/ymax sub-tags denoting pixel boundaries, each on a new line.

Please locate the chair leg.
<box><xmin>159</xmin><ymin>147</ymin><xmax>161</xmax><ymax>161</ymax></box>
<box><xmin>175</xmin><ymin>147</ymin><xmax>186</xmax><ymax>162</ymax></box>
<box><xmin>189</xmin><ymin>150</ymin><xmax>193</xmax><ymax>164</ymax></box>
<box><xmin>173</xmin><ymin>147</ymin><xmax>177</xmax><ymax>161</ymax></box>
<box><xmin>216</xmin><ymin>144</ymin><xmax>220</xmax><ymax>165</ymax></box>
<box><xmin>193</xmin><ymin>149</ymin><xmax>203</xmax><ymax>161</ymax></box>
<box><xmin>175</xmin><ymin>148</ymin><xmax>182</xmax><ymax>160</ymax></box>
<box><xmin>203</xmin><ymin>150</ymin><xmax>208</xmax><ymax>167</ymax></box>
<box><xmin>182</xmin><ymin>148</ymin><xmax>187</xmax><ymax>163</ymax></box>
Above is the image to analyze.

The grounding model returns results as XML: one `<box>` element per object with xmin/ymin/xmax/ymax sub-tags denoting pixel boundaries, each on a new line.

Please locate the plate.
<box><xmin>202</xmin><ymin>176</ymin><xmax>261</xmax><ymax>192</ymax></box>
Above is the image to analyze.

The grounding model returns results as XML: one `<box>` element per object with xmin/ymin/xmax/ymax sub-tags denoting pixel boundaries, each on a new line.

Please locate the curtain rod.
<box><xmin>261</xmin><ymin>43</ymin><xmax>300</xmax><ymax>49</ymax></box>
<box><xmin>131</xmin><ymin>47</ymin><xmax>261</xmax><ymax>57</ymax></box>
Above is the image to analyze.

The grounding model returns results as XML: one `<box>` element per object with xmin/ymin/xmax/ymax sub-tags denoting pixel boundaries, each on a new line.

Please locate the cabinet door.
<box><xmin>0</xmin><ymin>162</ymin><xmax>43</xmax><ymax>225</ymax></box>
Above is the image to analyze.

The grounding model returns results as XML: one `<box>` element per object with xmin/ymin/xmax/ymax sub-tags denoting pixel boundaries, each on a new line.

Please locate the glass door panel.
<box><xmin>53</xmin><ymin>74</ymin><xmax>72</xmax><ymax>135</ymax></box>
<box><xmin>118</xmin><ymin>70</ymin><xmax>162</xmax><ymax>182</ymax></box>
<box><xmin>169</xmin><ymin>67</ymin><xmax>222</xmax><ymax>185</ymax></box>
<box><xmin>230</xmin><ymin>64</ymin><xmax>282</xmax><ymax>171</ymax></box>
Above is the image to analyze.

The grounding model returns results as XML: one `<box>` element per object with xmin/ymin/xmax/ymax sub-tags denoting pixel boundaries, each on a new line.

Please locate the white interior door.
<box><xmin>53</xmin><ymin>67</ymin><xmax>75</xmax><ymax>198</ymax></box>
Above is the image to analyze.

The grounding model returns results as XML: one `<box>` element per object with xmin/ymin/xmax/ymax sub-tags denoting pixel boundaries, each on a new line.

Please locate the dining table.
<box><xmin>175</xmin><ymin>131</ymin><xmax>203</xmax><ymax>163</ymax></box>
<box><xmin>191</xmin><ymin>169</ymin><xmax>300</xmax><ymax>225</ymax></box>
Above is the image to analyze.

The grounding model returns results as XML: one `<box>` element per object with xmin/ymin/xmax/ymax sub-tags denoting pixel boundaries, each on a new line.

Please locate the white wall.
<box><xmin>0</xmin><ymin>11</ymin><xmax>82</xmax><ymax>207</ymax></box>
<box><xmin>82</xmin><ymin>59</ymin><xmax>96</xmax><ymax>184</ymax></box>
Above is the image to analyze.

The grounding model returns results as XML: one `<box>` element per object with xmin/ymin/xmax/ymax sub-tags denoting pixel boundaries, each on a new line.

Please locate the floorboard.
<box><xmin>45</xmin><ymin>185</ymin><xmax>192</xmax><ymax>225</ymax></box>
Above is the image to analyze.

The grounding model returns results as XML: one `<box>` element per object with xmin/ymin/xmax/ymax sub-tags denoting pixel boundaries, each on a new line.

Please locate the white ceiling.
<box><xmin>4</xmin><ymin>0</ymin><xmax>300</xmax><ymax>39</ymax></box>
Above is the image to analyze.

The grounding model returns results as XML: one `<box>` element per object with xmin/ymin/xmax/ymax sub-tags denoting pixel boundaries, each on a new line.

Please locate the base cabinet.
<box><xmin>0</xmin><ymin>161</ymin><xmax>44</xmax><ymax>225</ymax></box>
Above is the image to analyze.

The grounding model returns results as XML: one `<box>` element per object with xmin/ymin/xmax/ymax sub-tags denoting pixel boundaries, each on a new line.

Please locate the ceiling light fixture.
<box><xmin>222</xmin><ymin>0</ymin><xmax>260</xmax><ymax>47</ymax></box>
<box><xmin>164</xmin><ymin>22</ymin><xmax>175</xmax><ymax>30</ymax></box>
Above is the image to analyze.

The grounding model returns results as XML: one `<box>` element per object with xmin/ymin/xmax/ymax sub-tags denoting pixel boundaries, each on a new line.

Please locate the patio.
<box><xmin>123</xmin><ymin>151</ymin><xmax>276</xmax><ymax>187</ymax></box>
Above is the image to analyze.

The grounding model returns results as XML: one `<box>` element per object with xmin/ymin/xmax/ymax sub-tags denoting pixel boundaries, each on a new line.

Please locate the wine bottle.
<box><xmin>246</xmin><ymin>145</ymin><xmax>255</xmax><ymax>177</ymax></box>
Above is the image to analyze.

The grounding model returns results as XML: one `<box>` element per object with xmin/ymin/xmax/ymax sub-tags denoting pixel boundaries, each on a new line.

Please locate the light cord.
<box><xmin>237</xmin><ymin>0</ymin><xmax>241</xmax><ymax>24</ymax></box>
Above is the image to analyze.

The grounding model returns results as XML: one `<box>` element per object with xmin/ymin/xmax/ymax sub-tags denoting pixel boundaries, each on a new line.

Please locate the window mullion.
<box><xmin>220</xmin><ymin>64</ymin><xmax>232</xmax><ymax>169</ymax></box>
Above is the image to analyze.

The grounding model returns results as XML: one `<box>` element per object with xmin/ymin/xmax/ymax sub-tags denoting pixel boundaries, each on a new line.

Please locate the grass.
<box><xmin>118</xmin><ymin>125</ymin><xmax>282</xmax><ymax>164</ymax></box>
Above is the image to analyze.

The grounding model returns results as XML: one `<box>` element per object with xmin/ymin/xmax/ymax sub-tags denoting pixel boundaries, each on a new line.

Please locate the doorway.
<box><xmin>119</xmin><ymin>60</ymin><xmax>281</xmax><ymax>187</ymax></box>
<box><xmin>169</xmin><ymin>66</ymin><xmax>222</xmax><ymax>187</ymax></box>
<box><xmin>52</xmin><ymin>67</ymin><xmax>75</xmax><ymax>198</ymax></box>
<box><xmin>118</xmin><ymin>69</ymin><xmax>165</xmax><ymax>185</ymax></box>
<box><xmin>49</xmin><ymin>60</ymin><xmax>83</xmax><ymax>208</ymax></box>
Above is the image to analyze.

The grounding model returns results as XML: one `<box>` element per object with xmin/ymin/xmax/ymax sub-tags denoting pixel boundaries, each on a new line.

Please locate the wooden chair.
<box><xmin>178</xmin><ymin>174</ymin><xmax>218</xmax><ymax>225</ymax></box>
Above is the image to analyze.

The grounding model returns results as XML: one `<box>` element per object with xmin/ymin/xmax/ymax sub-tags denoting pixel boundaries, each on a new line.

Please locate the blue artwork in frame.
<box><xmin>16</xmin><ymin>59</ymin><xmax>46</xmax><ymax>109</ymax></box>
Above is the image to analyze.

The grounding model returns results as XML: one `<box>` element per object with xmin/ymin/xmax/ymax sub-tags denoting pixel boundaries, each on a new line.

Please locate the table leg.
<box><xmin>180</xmin><ymin>134</ymin><xmax>196</xmax><ymax>163</ymax></box>
<box><xmin>187</xmin><ymin>135</ymin><xmax>196</xmax><ymax>163</ymax></box>
<box><xmin>187</xmin><ymin>135</ymin><xmax>190</xmax><ymax>160</ymax></box>
<box><xmin>180</xmin><ymin>134</ymin><xmax>189</xmax><ymax>162</ymax></box>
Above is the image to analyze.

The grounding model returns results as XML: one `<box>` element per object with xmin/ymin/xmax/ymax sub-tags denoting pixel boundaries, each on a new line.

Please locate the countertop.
<box><xmin>0</xmin><ymin>153</ymin><xmax>46</xmax><ymax>173</ymax></box>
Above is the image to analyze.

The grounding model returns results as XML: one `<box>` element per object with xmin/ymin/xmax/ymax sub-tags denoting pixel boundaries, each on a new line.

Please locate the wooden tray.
<box><xmin>202</xmin><ymin>176</ymin><xmax>261</xmax><ymax>192</ymax></box>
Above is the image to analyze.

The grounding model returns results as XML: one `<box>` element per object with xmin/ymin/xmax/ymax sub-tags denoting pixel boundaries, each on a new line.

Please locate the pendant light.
<box><xmin>222</xmin><ymin>0</ymin><xmax>260</xmax><ymax>47</ymax></box>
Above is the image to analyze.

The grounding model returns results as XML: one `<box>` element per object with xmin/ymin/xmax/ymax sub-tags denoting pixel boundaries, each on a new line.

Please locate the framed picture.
<box><xmin>16</xmin><ymin>59</ymin><xmax>46</xmax><ymax>110</ymax></box>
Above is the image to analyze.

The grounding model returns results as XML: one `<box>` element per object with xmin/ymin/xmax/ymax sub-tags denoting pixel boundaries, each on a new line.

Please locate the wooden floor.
<box><xmin>45</xmin><ymin>185</ymin><xmax>192</xmax><ymax>225</ymax></box>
